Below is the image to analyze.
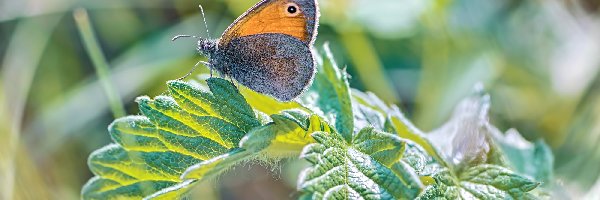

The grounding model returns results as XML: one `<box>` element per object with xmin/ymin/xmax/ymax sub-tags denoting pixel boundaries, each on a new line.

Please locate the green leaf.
<box><xmin>401</xmin><ymin>141</ymin><xmax>444</xmax><ymax>185</ymax></box>
<box><xmin>143</xmin><ymin>180</ymin><xmax>197</xmax><ymax>200</ymax></box>
<box><xmin>301</xmin><ymin>44</ymin><xmax>354</xmax><ymax>142</ymax></box>
<box><xmin>182</xmin><ymin>111</ymin><xmax>334</xmax><ymax>180</ymax></box>
<box><xmin>167</xmin><ymin>78</ymin><xmax>260</xmax><ymax>134</ymax></box>
<box><xmin>492</xmin><ymin>129</ymin><xmax>554</xmax><ymax>186</ymax></box>
<box><xmin>239</xmin><ymin>86</ymin><xmax>308</xmax><ymax>115</ymax></box>
<box><xmin>352</xmin><ymin>90</ymin><xmax>386</xmax><ymax>131</ymax></box>
<box><xmin>180</xmin><ymin>148</ymin><xmax>250</xmax><ymax>181</ymax></box>
<box><xmin>82</xmin><ymin>78</ymin><xmax>261</xmax><ymax>199</ymax></box>
<box><xmin>82</xmin><ymin>144</ymin><xmax>188</xmax><ymax>199</ymax></box>
<box><xmin>187</xmin><ymin>75</ymin><xmax>309</xmax><ymax>117</ymax></box>
<box><xmin>351</xmin><ymin>89</ymin><xmax>443</xmax><ymax>164</ymax></box>
<box><xmin>417</xmin><ymin>165</ymin><xmax>539</xmax><ymax>199</ymax></box>
<box><xmin>351</xmin><ymin>85</ymin><xmax>446</xmax><ymax>188</ymax></box>
<box><xmin>459</xmin><ymin>165</ymin><xmax>539</xmax><ymax>197</ymax></box>
<box><xmin>298</xmin><ymin>128</ymin><xmax>423</xmax><ymax>199</ymax></box>
<box><xmin>241</xmin><ymin>110</ymin><xmax>334</xmax><ymax>156</ymax></box>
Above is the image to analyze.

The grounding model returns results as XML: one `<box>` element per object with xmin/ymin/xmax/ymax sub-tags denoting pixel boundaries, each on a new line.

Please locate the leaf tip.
<box><xmin>135</xmin><ymin>95</ymin><xmax>151</xmax><ymax>104</ymax></box>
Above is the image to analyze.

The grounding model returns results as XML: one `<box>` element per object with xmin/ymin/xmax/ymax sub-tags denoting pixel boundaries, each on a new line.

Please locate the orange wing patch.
<box><xmin>221</xmin><ymin>0</ymin><xmax>308</xmax><ymax>45</ymax></box>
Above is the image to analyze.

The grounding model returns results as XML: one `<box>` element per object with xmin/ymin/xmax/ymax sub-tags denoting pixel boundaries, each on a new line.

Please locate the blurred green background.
<box><xmin>1</xmin><ymin>0</ymin><xmax>600</xmax><ymax>199</ymax></box>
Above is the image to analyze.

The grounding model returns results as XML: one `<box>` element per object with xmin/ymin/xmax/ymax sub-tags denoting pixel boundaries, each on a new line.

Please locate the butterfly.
<box><xmin>177</xmin><ymin>0</ymin><xmax>319</xmax><ymax>102</ymax></box>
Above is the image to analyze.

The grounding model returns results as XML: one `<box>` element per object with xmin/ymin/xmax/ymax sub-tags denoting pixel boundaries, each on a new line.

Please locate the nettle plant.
<box><xmin>82</xmin><ymin>46</ymin><xmax>552</xmax><ymax>199</ymax></box>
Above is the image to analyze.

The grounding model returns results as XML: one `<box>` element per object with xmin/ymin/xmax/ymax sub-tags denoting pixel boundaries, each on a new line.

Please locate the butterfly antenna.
<box><xmin>198</xmin><ymin>4</ymin><xmax>210</xmax><ymax>38</ymax></box>
<box><xmin>172</xmin><ymin>4</ymin><xmax>209</xmax><ymax>41</ymax></box>
<box><xmin>171</xmin><ymin>35</ymin><xmax>200</xmax><ymax>41</ymax></box>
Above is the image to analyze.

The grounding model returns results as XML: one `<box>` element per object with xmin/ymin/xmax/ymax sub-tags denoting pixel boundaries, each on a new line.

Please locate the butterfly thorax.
<box><xmin>196</xmin><ymin>38</ymin><xmax>229</xmax><ymax>75</ymax></box>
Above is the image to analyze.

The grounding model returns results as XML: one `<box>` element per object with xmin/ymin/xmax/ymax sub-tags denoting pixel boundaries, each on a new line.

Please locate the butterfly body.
<box><xmin>195</xmin><ymin>0</ymin><xmax>319</xmax><ymax>101</ymax></box>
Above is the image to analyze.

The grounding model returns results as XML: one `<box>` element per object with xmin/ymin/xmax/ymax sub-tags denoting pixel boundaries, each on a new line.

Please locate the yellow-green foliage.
<box><xmin>83</xmin><ymin>47</ymin><xmax>545</xmax><ymax>200</ymax></box>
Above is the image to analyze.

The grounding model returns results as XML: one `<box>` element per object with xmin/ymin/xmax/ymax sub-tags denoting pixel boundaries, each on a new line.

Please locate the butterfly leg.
<box><xmin>177</xmin><ymin>60</ymin><xmax>209</xmax><ymax>81</ymax></box>
<box><xmin>219</xmin><ymin>67</ymin><xmax>238</xmax><ymax>88</ymax></box>
<box><xmin>230</xmin><ymin>77</ymin><xmax>239</xmax><ymax>89</ymax></box>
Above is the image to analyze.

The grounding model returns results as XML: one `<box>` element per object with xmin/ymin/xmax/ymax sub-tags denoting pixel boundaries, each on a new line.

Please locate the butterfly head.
<box><xmin>196</xmin><ymin>38</ymin><xmax>217</xmax><ymax>57</ymax></box>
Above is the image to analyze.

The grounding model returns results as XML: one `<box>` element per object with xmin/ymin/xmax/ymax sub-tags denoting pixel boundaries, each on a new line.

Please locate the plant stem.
<box><xmin>73</xmin><ymin>8</ymin><xmax>126</xmax><ymax>118</ymax></box>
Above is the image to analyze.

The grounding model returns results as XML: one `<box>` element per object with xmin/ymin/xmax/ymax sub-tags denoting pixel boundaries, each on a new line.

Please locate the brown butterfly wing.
<box><xmin>211</xmin><ymin>0</ymin><xmax>319</xmax><ymax>101</ymax></box>
<box><xmin>219</xmin><ymin>0</ymin><xmax>319</xmax><ymax>46</ymax></box>
<box><xmin>219</xmin><ymin>33</ymin><xmax>315</xmax><ymax>101</ymax></box>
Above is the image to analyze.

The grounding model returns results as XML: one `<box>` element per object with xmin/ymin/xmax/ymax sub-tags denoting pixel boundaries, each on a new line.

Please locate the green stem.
<box><xmin>73</xmin><ymin>8</ymin><xmax>126</xmax><ymax>118</ymax></box>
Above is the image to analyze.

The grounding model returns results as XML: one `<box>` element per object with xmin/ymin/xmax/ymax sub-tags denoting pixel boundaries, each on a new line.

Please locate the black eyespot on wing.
<box><xmin>287</xmin><ymin>5</ymin><xmax>297</xmax><ymax>14</ymax></box>
<box><xmin>283</xmin><ymin>2</ymin><xmax>301</xmax><ymax>17</ymax></box>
